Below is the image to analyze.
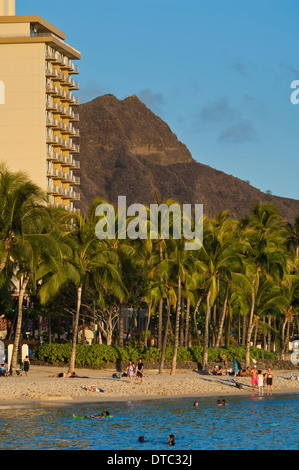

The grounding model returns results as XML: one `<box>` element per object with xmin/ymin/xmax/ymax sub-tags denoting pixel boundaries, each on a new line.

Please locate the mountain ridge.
<box><xmin>75</xmin><ymin>94</ymin><xmax>299</xmax><ymax>222</ymax></box>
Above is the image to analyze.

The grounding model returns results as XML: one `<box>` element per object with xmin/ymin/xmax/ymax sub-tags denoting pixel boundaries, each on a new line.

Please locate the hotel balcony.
<box><xmin>47</xmin><ymin>168</ymin><xmax>60</xmax><ymax>179</ymax></box>
<box><xmin>46</xmin><ymin>148</ymin><xmax>59</xmax><ymax>161</ymax></box>
<box><xmin>46</xmin><ymin>98</ymin><xmax>58</xmax><ymax>111</ymax></box>
<box><xmin>67</xmin><ymin>124</ymin><xmax>79</xmax><ymax>137</ymax></box>
<box><xmin>47</xmin><ymin>184</ymin><xmax>59</xmax><ymax>195</ymax></box>
<box><xmin>58</xmin><ymin>120</ymin><xmax>68</xmax><ymax>133</ymax></box>
<box><xmin>59</xmin><ymin>186</ymin><xmax>69</xmax><ymax>198</ymax></box>
<box><xmin>72</xmin><ymin>191</ymin><xmax>80</xmax><ymax>200</ymax></box>
<box><xmin>46</xmin><ymin>132</ymin><xmax>59</xmax><ymax>145</ymax></box>
<box><xmin>46</xmin><ymin>115</ymin><xmax>58</xmax><ymax>128</ymax></box>
<box><xmin>67</xmin><ymin>77</ymin><xmax>79</xmax><ymax>89</ymax></box>
<box><xmin>68</xmin><ymin>109</ymin><xmax>79</xmax><ymax>121</ymax></box>
<box><xmin>45</xmin><ymin>65</ymin><xmax>59</xmax><ymax>78</ymax></box>
<box><xmin>69</xmin><ymin>142</ymin><xmax>80</xmax><ymax>153</ymax></box>
<box><xmin>63</xmin><ymin>155</ymin><xmax>80</xmax><ymax>168</ymax></box>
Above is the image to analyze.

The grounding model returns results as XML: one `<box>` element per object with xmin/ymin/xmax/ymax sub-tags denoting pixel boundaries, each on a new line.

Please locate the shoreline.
<box><xmin>0</xmin><ymin>365</ymin><xmax>298</xmax><ymax>408</ymax></box>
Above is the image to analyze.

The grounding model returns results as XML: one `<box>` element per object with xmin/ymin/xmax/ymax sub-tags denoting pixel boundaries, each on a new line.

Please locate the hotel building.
<box><xmin>0</xmin><ymin>0</ymin><xmax>81</xmax><ymax>211</ymax></box>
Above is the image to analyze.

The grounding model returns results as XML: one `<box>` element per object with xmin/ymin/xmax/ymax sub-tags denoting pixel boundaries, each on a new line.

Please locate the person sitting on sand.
<box><xmin>217</xmin><ymin>366</ymin><xmax>224</xmax><ymax>375</ymax></box>
<box><xmin>212</xmin><ymin>366</ymin><xmax>219</xmax><ymax>375</ymax></box>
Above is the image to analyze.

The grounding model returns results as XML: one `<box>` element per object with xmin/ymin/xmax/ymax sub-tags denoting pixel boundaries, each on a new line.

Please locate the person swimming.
<box><xmin>168</xmin><ymin>434</ymin><xmax>175</xmax><ymax>446</ymax></box>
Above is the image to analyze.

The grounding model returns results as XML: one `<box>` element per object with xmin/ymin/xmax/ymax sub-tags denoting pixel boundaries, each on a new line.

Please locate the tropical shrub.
<box><xmin>35</xmin><ymin>343</ymin><xmax>278</xmax><ymax>367</ymax></box>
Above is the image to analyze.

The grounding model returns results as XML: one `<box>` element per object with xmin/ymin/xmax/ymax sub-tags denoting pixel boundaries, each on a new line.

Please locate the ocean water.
<box><xmin>0</xmin><ymin>393</ymin><xmax>298</xmax><ymax>450</ymax></box>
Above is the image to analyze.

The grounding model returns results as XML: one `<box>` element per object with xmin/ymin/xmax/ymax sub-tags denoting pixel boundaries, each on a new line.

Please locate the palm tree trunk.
<box><xmin>267</xmin><ymin>315</ymin><xmax>272</xmax><ymax>352</ymax></box>
<box><xmin>48</xmin><ymin>316</ymin><xmax>52</xmax><ymax>344</ymax></box>
<box><xmin>281</xmin><ymin>316</ymin><xmax>288</xmax><ymax>351</ymax></box>
<box><xmin>253</xmin><ymin>321</ymin><xmax>258</xmax><ymax>347</ymax></box>
<box><xmin>68</xmin><ymin>284</ymin><xmax>82</xmax><ymax>373</ymax></box>
<box><xmin>202</xmin><ymin>291</ymin><xmax>211</xmax><ymax>372</ymax></box>
<box><xmin>285</xmin><ymin>319</ymin><xmax>290</xmax><ymax>353</ymax></box>
<box><xmin>144</xmin><ymin>302</ymin><xmax>152</xmax><ymax>348</ymax></box>
<box><xmin>225</xmin><ymin>309</ymin><xmax>231</xmax><ymax>347</ymax></box>
<box><xmin>157</xmin><ymin>297</ymin><xmax>163</xmax><ymax>349</ymax></box>
<box><xmin>193</xmin><ymin>295</ymin><xmax>203</xmax><ymax>346</ymax></box>
<box><xmin>11</xmin><ymin>272</ymin><xmax>31</xmax><ymax>375</ymax></box>
<box><xmin>170</xmin><ymin>275</ymin><xmax>181</xmax><ymax>376</ymax></box>
<box><xmin>159</xmin><ymin>295</ymin><xmax>171</xmax><ymax>374</ymax></box>
<box><xmin>0</xmin><ymin>248</ymin><xmax>9</xmax><ymax>273</ymax></box>
<box><xmin>157</xmin><ymin>243</ymin><xmax>164</xmax><ymax>349</ymax></box>
<box><xmin>245</xmin><ymin>280</ymin><xmax>256</xmax><ymax>367</ymax></box>
<box><xmin>242</xmin><ymin>315</ymin><xmax>247</xmax><ymax>346</ymax></box>
<box><xmin>180</xmin><ymin>296</ymin><xmax>185</xmax><ymax>347</ymax></box>
<box><xmin>118</xmin><ymin>304</ymin><xmax>124</xmax><ymax>347</ymax></box>
<box><xmin>215</xmin><ymin>282</ymin><xmax>230</xmax><ymax>349</ymax></box>
<box><xmin>184</xmin><ymin>298</ymin><xmax>191</xmax><ymax>347</ymax></box>
<box><xmin>263</xmin><ymin>315</ymin><xmax>267</xmax><ymax>349</ymax></box>
<box><xmin>211</xmin><ymin>277</ymin><xmax>220</xmax><ymax>347</ymax></box>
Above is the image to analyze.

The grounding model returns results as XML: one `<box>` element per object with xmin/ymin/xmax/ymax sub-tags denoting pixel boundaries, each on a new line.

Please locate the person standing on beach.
<box><xmin>221</xmin><ymin>354</ymin><xmax>227</xmax><ymax>368</ymax></box>
<box><xmin>136</xmin><ymin>358</ymin><xmax>144</xmax><ymax>384</ymax></box>
<box><xmin>266</xmin><ymin>368</ymin><xmax>274</xmax><ymax>395</ymax></box>
<box><xmin>251</xmin><ymin>366</ymin><xmax>258</xmax><ymax>391</ymax></box>
<box><xmin>23</xmin><ymin>356</ymin><xmax>30</xmax><ymax>376</ymax></box>
<box><xmin>127</xmin><ymin>361</ymin><xmax>135</xmax><ymax>383</ymax></box>
<box><xmin>257</xmin><ymin>370</ymin><xmax>264</xmax><ymax>396</ymax></box>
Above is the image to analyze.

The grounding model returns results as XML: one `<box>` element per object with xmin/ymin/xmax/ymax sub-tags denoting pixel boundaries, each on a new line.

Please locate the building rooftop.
<box><xmin>0</xmin><ymin>15</ymin><xmax>81</xmax><ymax>59</ymax></box>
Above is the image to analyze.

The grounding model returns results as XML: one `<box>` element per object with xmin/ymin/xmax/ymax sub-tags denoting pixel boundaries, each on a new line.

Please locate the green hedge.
<box><xmin>35</xmin><ymin>343</ymin><xmax>278</xmax><ymax>367</ymax></box>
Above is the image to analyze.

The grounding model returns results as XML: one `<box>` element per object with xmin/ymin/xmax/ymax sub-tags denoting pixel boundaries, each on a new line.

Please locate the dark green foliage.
<box><xmin>35</xmin><ymin>343</ymin><xmax>278</xmax><ymax>367</ymax></box>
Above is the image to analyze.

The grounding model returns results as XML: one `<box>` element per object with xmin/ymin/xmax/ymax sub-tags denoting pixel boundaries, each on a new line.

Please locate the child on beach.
<box><xmin>251</xmin><ymin>366</ymin><xmax>258</xmax><ymax>391</ymax></box>
<box><xmin>257</xmin><ymin>370</ymin><xmax>264</xmax><ymax>396</ymax></box>
<box><xmin>127</xmin><ymin>361</ymin><xmax>135</xmax><ymax>383</ymax></box>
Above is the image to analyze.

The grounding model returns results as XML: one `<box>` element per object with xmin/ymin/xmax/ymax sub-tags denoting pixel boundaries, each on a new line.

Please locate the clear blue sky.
<box><xmin>18</xmin><ymin>0</ymin><xmax>299</xmax><ymax>200</ymax></box>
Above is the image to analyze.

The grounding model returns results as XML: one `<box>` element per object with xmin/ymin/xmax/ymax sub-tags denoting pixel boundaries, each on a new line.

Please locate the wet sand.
<box><xmin>0</xmin><ymin>365</ymin><xmax>298</xmax><ymax>406</ymax></box>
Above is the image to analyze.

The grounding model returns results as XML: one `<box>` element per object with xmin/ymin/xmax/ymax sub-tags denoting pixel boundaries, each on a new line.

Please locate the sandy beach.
<box><xmin>0</xmin><ymin>365</ymin><xmax>298</xmax><ymax>407</ymax></box>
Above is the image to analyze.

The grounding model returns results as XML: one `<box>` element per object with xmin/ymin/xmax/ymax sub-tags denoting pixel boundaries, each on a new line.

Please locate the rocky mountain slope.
<box><xmin>75</xmin><ymin>94</ymin><xmax>299</xmax><ymax>221</ymax></box>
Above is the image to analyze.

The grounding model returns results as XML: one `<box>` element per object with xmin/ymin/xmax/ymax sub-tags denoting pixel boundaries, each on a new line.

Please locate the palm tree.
<box><xmin>286</xmin><ymin>216</ymin><xmax>299</xmax><ymax>259</ymax></box>
<box><xmin>67</xmin><ymin>199</ymin><xmax>125</xmax><ymax>373</ymax></box>
<box><xmin>0</xmin><ymin>164</ymin><xmax>45</xmax><ymax>276</ymax></box>
<box><xmin>195</xmin><ymin>214</ymin><xmax>243</xmax><ymax>369</ymax></box>
<box><xmin>158</xmin><ymin>237</ymin><xmax>194</xmax><ymax>375</ymax></box>
<box><xmin>279</xmin><ymin>272</ymin><xmax>299</xmax><ymax>352</ymax></box>
<box><xmin>237</xmin><ymin>203</ymin><xmax>288</xmax><ymax>365</ymax></box>
<box><xmin>10</xmin><ymin>205</ymin><xmax>64</xmax><ymax>374</ymax></box>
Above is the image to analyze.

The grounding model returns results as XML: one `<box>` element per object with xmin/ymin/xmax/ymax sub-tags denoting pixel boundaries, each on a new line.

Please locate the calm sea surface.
<box><xmin>0</xmin><ymin>394</ymin><xmax>298</xmax><ymax>450</ymax></box>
